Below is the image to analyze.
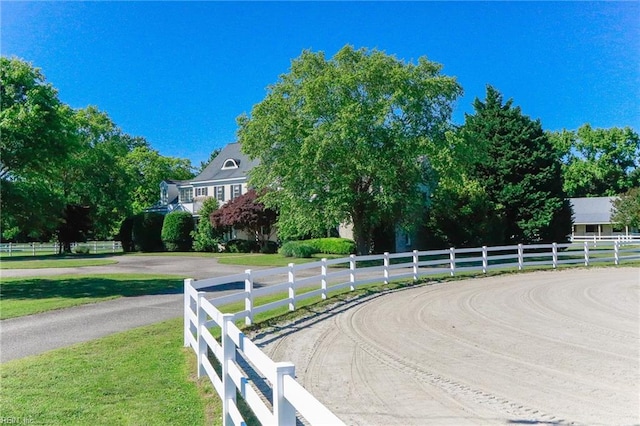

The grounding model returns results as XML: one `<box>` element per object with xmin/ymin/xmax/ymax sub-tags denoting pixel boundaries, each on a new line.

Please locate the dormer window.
<box><xmin>222</xmin><ymin>159</ymin><xmax>239</xmax><ymax>170</ymax></box>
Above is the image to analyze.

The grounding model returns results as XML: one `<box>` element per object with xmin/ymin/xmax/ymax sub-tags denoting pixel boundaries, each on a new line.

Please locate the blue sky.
<box><xmin>3</xmin><ymin>1</ymin><xmax>639</xmax><ymax>166</ymax></box>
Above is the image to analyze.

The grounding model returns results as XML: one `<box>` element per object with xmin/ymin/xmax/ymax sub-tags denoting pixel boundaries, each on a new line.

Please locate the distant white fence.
<box><xmin>0</xmin><ymin>241</ymin><xmax>122</xmax><ymax>256</ymax></box>
<box><xmin>571</xmin><ymin>234</ymin><xmax>640</xmax><ymax>243</ymax></box>
<box><xmin>184</xmin><ymin>241</ymin><xmax>639</xmax><ymax>426</ymax></box>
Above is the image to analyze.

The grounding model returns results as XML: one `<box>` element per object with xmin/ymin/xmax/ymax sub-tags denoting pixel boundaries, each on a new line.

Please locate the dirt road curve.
<box><xmin>256</xmin><ymin>268</ymin><xmax>640</xmax><ymax>426</ymax></box>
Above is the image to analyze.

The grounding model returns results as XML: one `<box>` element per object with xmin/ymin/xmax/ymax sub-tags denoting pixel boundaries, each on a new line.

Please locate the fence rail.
<box><xmin>571</xmin><ymin>234</ymin><xmax>640</xmax><ymax>243</ymax></box>
<box><xmin>184</xmin><ymin>241</ymin><xmax>639</xmax><ymax>426</ymax></box>
<box><xmin>0</xmin><ymin>241</ymin><xmax>122</xmax><ymax>256</ymax></box>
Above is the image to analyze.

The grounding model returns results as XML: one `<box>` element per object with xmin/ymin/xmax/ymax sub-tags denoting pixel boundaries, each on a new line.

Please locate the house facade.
<box><xmin>156</xmin><ymin>143</ymin><xmax>258</xmax><ymax>216</ymax></box>
<box><xmin>153</xmin><ymin>142</ymin><xmax>417</xmax><ymax>252</ymax></box>
<box><xmin>569</xmin><ymin>196</ymin><xmax>637</xmax><ymax>240</ymax></box>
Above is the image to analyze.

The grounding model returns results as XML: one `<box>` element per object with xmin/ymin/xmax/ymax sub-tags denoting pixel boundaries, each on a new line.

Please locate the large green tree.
<box><xmin>52</xmin><ymin>107</ymin><xmax>142</xmax><ymax>244</ymax></box>
<box><xmin>0</xmin><ymin>57</ymin><xmax>76</xmax><ymax>240</ymax></box>
<box><xmin>424</xmin><ymin>178</ymin><xmax>502</xmax><ymax>249</ymax></box>
<box><xmin>0</xmin><ymin>57</ymin><xmax>195</xmax><ymax>244</ymax></box>
<box><xmin>611</xmin><ymin>187</ymin><xmax>640</xmax><ymax>230</ymax></box>
<box><xmin>0</xmin><ymin>57</ymin><xmax>74</xmax><ymax>180</ymax></box>
<box><xmin>549</xmin><ymin>124</ymin><xmax>639</xmax><ymax>197</ymax></box>
<box><xmin>462</xmin><ymin>86</ymin><xmax>572</xmax><ymax>244</ymax></box>
<box><xmin>122</xmin><ymin>145</ymin><xmax>194</xmax><ymax>214</ymax></box>
<box><xmin>238</xmin><ymin>46</ymin><xmax>464</xmax><ymax>254</ymax></box>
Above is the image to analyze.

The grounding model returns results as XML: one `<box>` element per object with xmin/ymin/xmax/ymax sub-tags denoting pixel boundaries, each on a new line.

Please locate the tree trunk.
<box><xmin>352</xmin><ymin>208</ymin><xmax>372</xmax><ymax>255</ymax></box>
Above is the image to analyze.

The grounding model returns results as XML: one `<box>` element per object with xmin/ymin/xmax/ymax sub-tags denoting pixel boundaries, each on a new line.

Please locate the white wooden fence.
<box><xmin>0</xmin><ymin>241</ymin><xmax>122</xmax><ymax>256</ymax></box>
<box><xmin>571</xmin><ymin>234</ymin><xmax>640</xmax><ymax>243</ymax></box>
<box><xmin>184</xmin><ymin>241</ymin><xmax>639</xmax><ymax>426</ymax></box>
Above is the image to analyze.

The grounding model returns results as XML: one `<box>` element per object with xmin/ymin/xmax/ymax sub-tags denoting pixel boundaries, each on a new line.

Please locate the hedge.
<box><xmin>161</xmin><ymin>212</ymin><xmax>194</xmax><ymax>252</ymax></box>
<box><xmin>280</xmin><ymin>238</ymin><xmax>355</xmax><ymax>258</ymax></box>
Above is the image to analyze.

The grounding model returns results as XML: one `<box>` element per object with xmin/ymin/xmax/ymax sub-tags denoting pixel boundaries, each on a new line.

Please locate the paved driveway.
<box><xmin>1</xmin><ymin>255</ymin><xmax>255</xmax><ymax>362</ymax></box>
<box><xmin>1</xmin><ymin>254</ymin><xmax>259</xmax><ymax>279</ymax></box>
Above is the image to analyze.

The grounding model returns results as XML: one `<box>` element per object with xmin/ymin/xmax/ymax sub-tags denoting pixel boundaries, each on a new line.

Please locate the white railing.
<box><xmin>571</xmin><ymin>234</ymin><xmax>640</xmax><ymax>243</ymax></box>
<box><xmin>0</xmin><ymin>241</ymin><xmax>122</xmax><ymax>256</ymax></box>
<box><xmin>184</xmin><ymin>241</ymin><xmax>639</xmax><ymax>425</ymax></box>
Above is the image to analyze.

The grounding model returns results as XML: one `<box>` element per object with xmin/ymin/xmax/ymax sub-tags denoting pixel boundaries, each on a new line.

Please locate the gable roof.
<box><xmin>191</xmin><ymin>143</ymin><xmax>259</xmax><ymax>183</ymax></box>
<box><xmin>570</xmin><ymin>197</ymin><xmax>616</xmax><ymax>224</ymax></box>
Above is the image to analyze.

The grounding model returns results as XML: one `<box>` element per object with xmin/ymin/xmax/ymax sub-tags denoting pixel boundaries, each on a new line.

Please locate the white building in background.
<box><xmin>569</xmin><ymin>196</ymin><xmax>638</xmax><ymax>241</ymax></box>
<box><xmin>154</xmin><ymin>143</ymin><xmax>258</xmax><ymax>216</ymax></box>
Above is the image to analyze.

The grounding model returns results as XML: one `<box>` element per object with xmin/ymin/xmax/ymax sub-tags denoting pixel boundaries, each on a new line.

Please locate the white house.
<box><xmin>155</xmin><ymin>143</ymin><xmax>258</xmax><ymax>216</ymax></box>
<box><xmin>569</xmin><ymin>196</ymin><xmax>637</xmax><ymax>241</ymax></box>
<box><xmin>153</xmin><ymin>142</ymin><xmax>416</xmax><ymax>252</ymax></box>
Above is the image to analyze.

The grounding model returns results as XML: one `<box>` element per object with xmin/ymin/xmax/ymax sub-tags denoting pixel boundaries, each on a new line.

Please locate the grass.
<box><xmin>1</xmin><ymin>258</ymin><xmax>118</xmax><ymax>269</ymax></box>
<box><xmin>0</xmin><ymin>274</ymin><xmax>184</xmax><ymax>319</ymax></box>
<box><xmin>3</xmin><ymin>261</ymin><xmax>637</xmax><ymax>425</ymax></box>
<box><xmin>215</xmin><ymin>252</ymin><xmax>343</xmax><ymax>267</ymax></box>
<box><xmin>0</xmin><ymin>318</ymin><xmax>220</xmax><ymax>426</ymax></box>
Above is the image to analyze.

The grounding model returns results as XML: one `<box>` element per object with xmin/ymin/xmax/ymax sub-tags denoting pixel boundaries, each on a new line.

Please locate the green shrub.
<box><xmin>279</xmin><ymin>241</ymin><xmax>318</xmax><ymax>258</ymax></box>
<box><xmin>73</xmin><ymin>245</ymin><xmax>90</xmax><ymax>254</ymax></box>
<box><xmin>132</xmin><ymin>212</ymin><xmax>165</xmax><ymax>252</ymax></box>
<box><xmin>260</xmin><ymin>240</ymin><xmax>279</xmax><ymax>254</ymax></box>
<box><xmin>192</xmin><ymin>221</ymin><xmax>222</xmax><ymax>252</ymax></box>
<box><xmin>307</xmin><ymin>238</ymin><xmax>356</xmax><ymax>255</ymax></box>
<box><xmin>161</xmin><ymin>212</ymin><xmax>194</xmax><ymax>252</ymax></box>
<box><xmin>118</xmin><ymin>217</ymin><xmax>134</xmax><ymax>252</ymax></box>
<box><xmin>225</xmin><ymin>239</ymin><xmax>259</xmax><ymax>253</ymax></box>
<box><xmin>192</xmin><ymin>198</ymin><xmax>223</xmax><ymax>252</ymax></box>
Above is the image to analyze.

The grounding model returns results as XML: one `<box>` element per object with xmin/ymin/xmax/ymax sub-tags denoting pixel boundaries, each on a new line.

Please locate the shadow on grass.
<box><xmin>1</xmin><ymin>275</ymin><xmax>184</xmax><ymax>300</ymax></box>
<box><xmin>0</xmin><ymin>252</ymin><xmax>127</xmax><ymax>262</ymax></box>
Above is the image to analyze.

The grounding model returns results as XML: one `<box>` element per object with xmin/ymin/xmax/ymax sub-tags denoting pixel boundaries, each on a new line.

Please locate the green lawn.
<box><xmin>0</xmin><ymin>258</ymin><xmax>118</xmax><ymax>269</ymax></box>
<box><xmin>0</xmin><ymin>318</ymin><xmax>220</xmax><ymax>426</ymax></box>
<box><xmin>215</xmin><ymin>252</ymin><xmax>344</xmax><ymax>267</ymax></box>
<box><xmin>0</xmin><ymin>274</ymin><xmax>184</xmax><ymax>319</ymax></box>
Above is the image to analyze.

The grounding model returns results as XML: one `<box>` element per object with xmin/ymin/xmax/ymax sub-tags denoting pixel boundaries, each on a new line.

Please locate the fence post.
<box><xmin>383</xmin><ymin>252</ymin><xmax>390</xmax><ymax>284</ymax></box>
<box><xmin>614</xmin><ymin>241</ymin><xmax>619</xmax><ymax>265</ymax></box>
<box><xmin>321</xmin><ymin>258</ymin><xmax>328</xmax><ymax>300</ymax></box>
<box><xmin>288</xmin><ymin>263</ymin><xmax>296</xmax><ymax>311</ymax></box>
<box><xmin>9</xmin><ymin>242</ymin><xmax>12</xmax><ymax>257</ymax></box>
<box><xmin>482</xmin><ymin>246</ymin><xmax>488</xmax><ymax>274</ymax></box>
<box><xmin>196</xmin><ymin>291</ymin><xmax>207</xmax><ymax>378</ymax></box>
<box><xmin>412</xmin><ymin>250</ymin><xmax>419</xmax><ymax>281</ymax></box>
<box><xmin>517</xmin><ymin>244</ymin><xmax>524</xmax><ymax>270</ymax></box>
<box><xmin>94</xmin><ymin>241</ymin><xmax>98</xmax><ymax>254</ymax></box>
<box><xmin>349</xmin><ymin>254</ymin><xmax>356</xmax><ymax>291</ymax></box>
<box><xmin>449</xmin><ymin>247</ymin><xmax>455</xmax><ymax>277</ymax></box>
<box><xmin>584</xmin><ymin>241</ymin><xmax>589</xmax><ymax>266</ymax></box>
<box><xmin>244</xmin><ymin>269</ymin><xmax>254</xmax><ymax>326</ymax></box>
<box><xmin>221</xmin><ymin>314</ymin><xmax>237</xmax><ymax>426</ymax></box>
<box><xmin>273</xmin><ymin>362</ymin><xmax>296</xmax><ymax>425</ymax></box>
<box><xmin>552</xmin><ymin>243</ymin><xmax>558</xmax><ymax>269</ymax></box>
<box><xmin>184</xmin><ymin>279</ymin><xmax>194</xmax><ymax>347</ymax></box>
<box><xmin>32</xmin><ymin>243</ymin><xmax>36</xmax><ymax>256</ymax></box>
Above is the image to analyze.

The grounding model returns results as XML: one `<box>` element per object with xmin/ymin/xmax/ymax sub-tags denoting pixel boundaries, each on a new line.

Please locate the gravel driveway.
<box><xmin>255</xmin><ymin>267</ymin><xmax>640</xmax><ymax>425</ymax></box>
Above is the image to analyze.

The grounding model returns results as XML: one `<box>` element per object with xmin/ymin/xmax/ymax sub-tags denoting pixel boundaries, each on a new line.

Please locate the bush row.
<box><xmin>119</xmin><ymin>212</ymin><xmax>279</xmax><ymax>253</ymax></box>
<box><xmin>279</xmin><ymin>238</ymin><xmax>356</xmax><ymax>258</ymax></box>
<box><xmin>119</xmin><ymin>214</ymin><xmax>354</xmax><ymax>256</ymax></box>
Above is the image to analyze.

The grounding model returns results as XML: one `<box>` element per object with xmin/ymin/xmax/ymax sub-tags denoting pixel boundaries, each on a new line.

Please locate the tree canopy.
<box><xmin>211</xmin><ymin>189</ymin><xmax>277</xmax><ymax>249</ymax></box>
<box><xmin>0</xmin><ymin>57</ymin><xmax>195</xmax><ymax>246</ymax></box>
<box><xmin>611</xmin><ymin>187</ymin><xmax>640</xmax><ymax>230</ymax></box>
<box><xmin>0</xmin><ymin>56</ymin><xmax>74</xmax><ymax>180</ymax></box>
<box><xmin>239</xmin><ymin>45</ymin><xmax>465</xmax><ymax>254</ymax></box>
<box><xmin>461</xmin><ymin>85</ymin><xmax>572</xmax><ymax>244</ymax></box>
<box><xmin>549</xmin><ymin>124</ymin><xmax>639</xmax><ymax>197</ymax></box>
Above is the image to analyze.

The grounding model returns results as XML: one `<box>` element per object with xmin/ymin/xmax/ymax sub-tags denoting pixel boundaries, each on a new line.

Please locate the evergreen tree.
<box><xmin>462</xmin><ymin>86</ymin><xmax>572</xmax><ymax>244</ymax></box>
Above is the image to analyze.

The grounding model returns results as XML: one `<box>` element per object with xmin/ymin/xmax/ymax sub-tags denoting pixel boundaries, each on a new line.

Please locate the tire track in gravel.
<box><xmin>338</xmin><ymin>292</ymin><xmax>567</xmax><ymax>425</ymax></box>
<box><xmin>256</xmin><ymin>268</ymin><xmax>640</xmax><ymax>426</ymax></box>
